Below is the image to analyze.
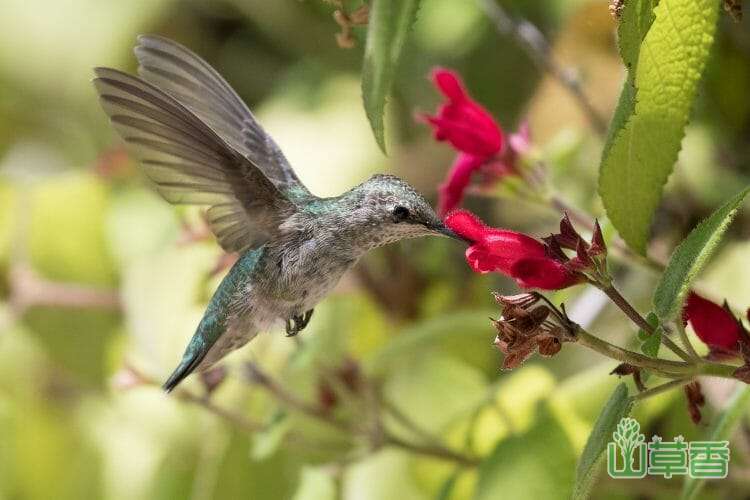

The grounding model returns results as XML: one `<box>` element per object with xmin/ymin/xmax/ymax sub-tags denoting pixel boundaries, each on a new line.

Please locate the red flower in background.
<box><xmin>444</xmin><ymin>210</ymin><xmax>582</xmax><ymax>290</ymax></box>
<box><xmin>419</xmin><ymin>68</ymin><xmax>531</xmax><ymax>216</ymax></box>
<box><xmin>421</xmin><ymin>68</ymin><xmax>504</xmax><ymax>158</ymax></box>
<box><xmin>683</xmin><ymin>292</ymin><xmax>742</xmax><ymax>351</ymax></box>
<box><xmin>437</xmin><ymin>154</ymin><xmax>485</xmax><ymax>218</ymax></box>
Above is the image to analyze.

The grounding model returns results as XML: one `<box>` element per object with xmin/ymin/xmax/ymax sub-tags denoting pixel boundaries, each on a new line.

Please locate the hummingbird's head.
<box><xmin>341</xmin><ymin>174</ymin><xmax>466</xmax><ymax>248</ymax></box>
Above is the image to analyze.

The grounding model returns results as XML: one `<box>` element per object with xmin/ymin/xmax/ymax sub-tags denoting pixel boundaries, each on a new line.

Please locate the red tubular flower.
<box><xmin>683</xmin><ymin>292</ymin><xmax>742</xmax><ymax>350</ymax></box>
<box><xmin>421</xmin><ymin>68</ymin><xmax>504</xmax><ymax>158</ymax></box>
<box><xmin>437</xmin><ymin>153</ymin><xmax>485</xmax><ymax>217</ymax></box>
<box><xmin>420</xmin><ymin>68</ymin><xmax>531</xmax><ymax>215</ymax></box>
<box><xmin>445</xmin><ymin>210</ymin><xmax>582</xmax><ymax>290</ymax></box>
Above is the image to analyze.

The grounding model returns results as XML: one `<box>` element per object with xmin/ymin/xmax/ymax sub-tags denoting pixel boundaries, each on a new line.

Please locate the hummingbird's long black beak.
<box><xmin>433</xmin><ymin>223</ymin><xmax>472</xmax><ymax>244</ymax></box>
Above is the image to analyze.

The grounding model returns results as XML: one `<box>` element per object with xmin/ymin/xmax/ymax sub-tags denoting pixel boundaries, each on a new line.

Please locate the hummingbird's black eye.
<box><xmin>392</xmin><ymin>205</ymin><xmax>410</xmax><ymax>223</ymax></box>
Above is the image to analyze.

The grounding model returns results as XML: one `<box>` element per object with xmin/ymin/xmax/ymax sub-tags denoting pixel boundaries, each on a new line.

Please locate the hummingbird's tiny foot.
<box><xmin>285</xmin><ymin>309</ymin><xmax>314</xmax><ymax>338</ymax></box>
<box><xmin>299</xmin><ymin>309</ymin><xmax>314</xmax><ymax>330</ymax></box>
<box><xmin>285</xmin><ymin>318</ymin><xmax>298</xmax><ymax>337</ymax></box>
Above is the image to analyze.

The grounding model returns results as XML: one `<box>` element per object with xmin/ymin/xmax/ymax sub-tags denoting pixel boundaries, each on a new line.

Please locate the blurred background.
<box><xmin>1</xmin><ymin>1</ymin><xmax>750</xmax><ymax>499</ymax></box>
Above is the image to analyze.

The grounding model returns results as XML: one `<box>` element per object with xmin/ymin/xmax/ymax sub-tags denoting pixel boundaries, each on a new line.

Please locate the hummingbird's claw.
<box><xmin>299</xmin><ymin>309</ymin><xmax>314</xmax><ymax>329</ymax></box>
<box><xmin>285</xmin><ymin>318</ymin><xmax>298</xmax><ymax>337</ymax></box>
<box><xmin>285</xmin><ymin>309</ymin><xmax>315</xmax><ymax>337</ymax></box>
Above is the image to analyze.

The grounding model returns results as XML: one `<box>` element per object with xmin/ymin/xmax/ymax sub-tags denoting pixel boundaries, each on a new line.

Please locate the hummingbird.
<box><xmin>93</xmin><ymin>35</ymin><xmax>463</xmax><ymax>392</ymax></box>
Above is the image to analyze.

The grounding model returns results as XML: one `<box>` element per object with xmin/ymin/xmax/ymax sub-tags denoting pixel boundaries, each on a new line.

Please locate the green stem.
<box><xmin>575</xmin><ymin>327</ymin><xmax>739</xmax><ymax>380</ymax></box>
<box><xmin>575</xmin><ymin>327</ymin><xmax>694</xmax><ymax>377</ymax></box>
<box><xmin>631</xmin><ymin>378</ymin><xmax>691</xmax><ymax>401</ymax></box>
<box><xmin>600</xmin><ymin>284</ymin><xmax>692</xmax><ymax>362</ymax></box>
<box><xmin>698</xmin><ymin>363</ymin><xmax>739</xmax><ymax>379</ymax></box>
<box><xmin>382</xmin><ymin>432</ymin><xmax>480</xmax><ymax>467</ymax></box>
<box><xmin>674</xmin><ymin>320</ymin><xmax>702</xmax><ymax>362</ymax></box>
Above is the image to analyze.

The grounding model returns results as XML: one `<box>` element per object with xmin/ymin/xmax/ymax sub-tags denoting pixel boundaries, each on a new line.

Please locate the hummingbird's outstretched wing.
<box><xmin>132</xmin><ymin>35</ymin><xmax>312</xmax><ymax>201</ymax></box>
<box><xmin>93</xmin><ymin>67</ymin><xmax>296</xmax><ymax>252</ymax></box>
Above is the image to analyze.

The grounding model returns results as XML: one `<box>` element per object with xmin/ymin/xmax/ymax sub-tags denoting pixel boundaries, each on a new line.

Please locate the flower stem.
<box><xmin>674</xmin><ymin>320</ymin><xmax>702</xmax><ymax>362</ymax></box>
<box><xmin>631</xmin><ymin>378</ymin><xmax>691</xmax><ymax>401</ymax></box>
<box><xmin>245</xmin><ymin>362</ymin><xmax>480</xmax><ymax>466</ymax></box>
<box><xmin>574</xmin><ymin>327</ymin><xmax>693</xmax><ymax>377</ymax></box>
<box><xmin>600</xmin><ymin>284</ymin><xmax>692</xmax><ymax>362</ymax></box>
<box><xmin>574</xmin><ymin>327</ymin><xmax>738</xmax><ymax>380</ymax></box>
<box><xmin>383</xmin><ymin>432</ymin><xmax>480</xmax><ymax>467</ymax></box>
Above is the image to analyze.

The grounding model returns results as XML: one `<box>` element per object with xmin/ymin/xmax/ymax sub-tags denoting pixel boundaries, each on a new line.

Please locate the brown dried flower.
<box><xmin>492</xmin><ymin>292</ymin><xmax>576</xmax><ymax>370</ymax></box>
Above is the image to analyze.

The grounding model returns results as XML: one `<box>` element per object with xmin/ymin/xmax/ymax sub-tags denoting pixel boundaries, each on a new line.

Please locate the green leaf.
<box><xmin>639</xmin><ymin>328</ymin><xmax>662</xmax><ymax>358</ymax></box>
<box><xmin>638</xmin><ymin>312</ymin><xmax>662</xmax><ymax>358</ymax></box>
<box><xmin>435</xmin><ymin>469</ymin><xmax>460</xmax><ymax>500</ymax></box>
<box><xmin>682</xmin><ymin>385</ymin><xmax>750</xmax><ymax>500</ymax></box>
<box><xmin>602</xmin><ymin>0</ymin><xmax>656</xmax><ymax>157</ymax></box>
<box><xmin>571</xmin><ymin>384</ymin><xmax>632</xmax><ymax>500</ymax></box>
<box><xmin>474</xmin><ymin>404</ymin><xmax>577</xmax><ymax>500</ymax></box>
<box><xmin>653</xmin><ymin>186</ymin><xmax>750</xmax><ymax>321</ymax></box>
<box><xmin>362</xmin><ymin>0</ymin><xmax>420</xmax><ymax>153</ymax></box>
<box><xmin>599</xmin><ymin>0</ymin><xmax>720</xmax><ymax>254</ymax></box>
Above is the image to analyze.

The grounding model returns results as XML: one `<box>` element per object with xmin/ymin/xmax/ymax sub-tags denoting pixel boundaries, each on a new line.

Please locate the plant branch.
<box><xmin>599</xmin><ymin>284</ymin><xmax>692</xmax><ymax>362</ymax></box>
<box><xmin>245</xmin><ymin>362</ymin><xmax>481</xmax><ymax>466</ymax></box>
<box><xmin>382</xmin><ymin>431</ymin><xmax>480</xmax><ymax>467</ymax></box>
<box><xmin>674</xmin><ymin>320</ymin><xmax>702</xmax><ymax>362</ymax></box>
<box><xmin>382</xmin><ymin>398</ymin><xmax>444</xmax><ymax>446</ymax></box>
<box><xmin>8</xmin><ymin>263</ymin><xmax>121</xmax><ymax>315</ymax></box>
<box><xmin>574</xmin><ymin>327</ymin><xmax>693</xmax><ymax>377</ymax></box>
<box><xmin>245</xmin><ymin>362</ymin><xmax>343</xmax><ymax>425</ymax></box>
<box><xmin>574</xmin><ymin>327</ymin><xmax>738</xmax><ymax>380</ymax></box>
<box><xmin>175</xmin><ymin>388</ymin><xmax>265</xmax><ymax>434</ymax></box>
<box><xmin>477</xmin><ymin>0</ymin><xmax>608</xmax><ymax>134</ymax></box>
<box><xmin>123</xmin><ymin>365</ymin><xmax>264</xmax><ymax>433</ymax></box>
<box><xmin>631</xmin><ymin>378</ymin><xmax>691</xmax><ymax>401</ymax></box>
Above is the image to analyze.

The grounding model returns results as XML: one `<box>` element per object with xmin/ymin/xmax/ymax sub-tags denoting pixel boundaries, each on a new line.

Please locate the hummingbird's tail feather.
<box><xmin>162</xmin><ymin>339</ymin><xmax>209</xmax><ymax>393</ymax></box>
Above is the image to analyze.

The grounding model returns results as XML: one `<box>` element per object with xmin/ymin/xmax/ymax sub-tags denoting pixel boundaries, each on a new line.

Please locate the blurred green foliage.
<box><xmin>1</xmin><ymin>1</ymin><xmax>750</xmax><ymax>500</ymax></box>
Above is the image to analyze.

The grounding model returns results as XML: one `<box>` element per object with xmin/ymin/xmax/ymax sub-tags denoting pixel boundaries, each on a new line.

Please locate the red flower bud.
<box><xmin>445</xmin><ymin>210</ymin><xmax>581</xmax><ymax>290</ymax></box>
<box><xmin>684</xmin><ymin>292</ymin><xmax>742</xmax><ymax>350</ymax></box>
<box><xmin>420</xmin><ymin>68</ymin><xmax>504</xmax><ymax>158</ymax></box>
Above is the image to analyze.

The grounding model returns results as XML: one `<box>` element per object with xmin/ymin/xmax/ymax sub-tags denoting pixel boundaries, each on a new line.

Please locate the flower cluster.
<box><xmin>419</xmin><ymin>68</ymin><xmax>530</xmax><ymax>216</ymax></box>
<box><xmin>491</xmin><ymin>293</ymin><xmax>576</xmax><ymax>370</ymax></box>
<box><xmin>444</xmin><ymin>210</ymin><xmax>607</xmax><ymax>291</ymax></box>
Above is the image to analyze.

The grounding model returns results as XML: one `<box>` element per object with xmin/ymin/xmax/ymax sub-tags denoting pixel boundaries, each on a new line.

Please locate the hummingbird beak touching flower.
<box><xmin>432</xmin><ymin>221</ymin><xmax>472</xmax><ymax>243</ymax></box>
<box><xmin>443</xmin><ymin>209</ymin><xmax>584</xmax><ymax>290</ymax></box>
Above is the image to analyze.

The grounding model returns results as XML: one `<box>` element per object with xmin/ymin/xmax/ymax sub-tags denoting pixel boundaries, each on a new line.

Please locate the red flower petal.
<box><xmin>432</xmin><ymin>68</ymin><xmax>467</xmax><ymax>102</ymax></box>
<box><xmin>465</xmin><ymin>245</ymin><xmax>508</xmax><ymax>274</ymax></box>
<box><xmin>510</xmin><ymin>258</ymin><xmax>580</xmax><ymax>290</ymax></box>
<box><xmin>447</xmin><ymin>210</ymin><xmax>580</xmax><ymax>291</ymax></box>
<box><xmin>444</xmin><ymin>209</ymin><xmax>491</xmax><ymax>242</ymax></box>
<box><xmin>422</xmin><ymin>68</ymin><xmax>504</xmax><ymax>158</ymax></box>
<box><xmin>437</xmin><ymin>154</ymin><xmax>485</xmax><ymax>216</ymax></box>
<box><xmin>684</xmin><ymin>292</ymin><xmax>741</xmax><ymax>350</ymax></box>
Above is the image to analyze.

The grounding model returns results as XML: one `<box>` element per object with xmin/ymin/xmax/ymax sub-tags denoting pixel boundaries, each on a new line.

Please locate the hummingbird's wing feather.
<box><xmin>132</xmin><ymin>35</ymin><xmax>312</xmax><ymax>200</ymax></box>
<box><xmin>93</xmin><ymin>67</ymin><xmax>296</xmax><ymax>252</ymax></box>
